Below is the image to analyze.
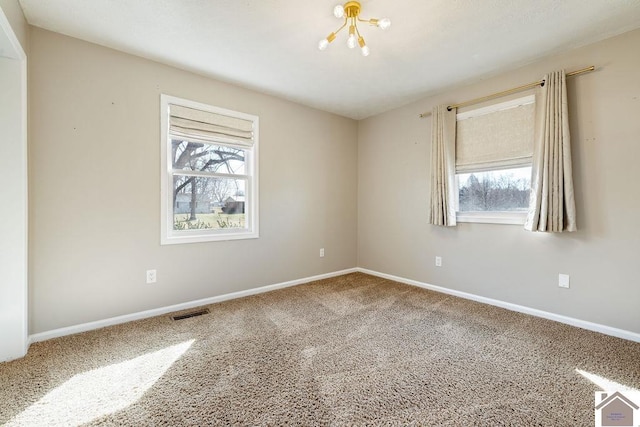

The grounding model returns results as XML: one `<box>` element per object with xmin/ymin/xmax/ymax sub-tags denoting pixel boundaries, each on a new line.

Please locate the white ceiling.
<box><xmin>18</xmin><ymin>0</ymin><xmax>640</xmax><ymax>119</ymax></box>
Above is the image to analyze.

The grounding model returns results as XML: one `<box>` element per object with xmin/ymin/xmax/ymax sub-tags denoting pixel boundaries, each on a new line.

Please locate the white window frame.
<box><xmin>455</xmin><ymin>95</ymin><xmax>534</xmax><ymax>225</ymax></box>
<box><xmin>160</xmin><ymin>94</ymin><xmax>259</xmax><ymax>244</ymax></box>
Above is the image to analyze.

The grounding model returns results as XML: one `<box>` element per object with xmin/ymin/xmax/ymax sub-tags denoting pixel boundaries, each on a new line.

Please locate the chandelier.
<box><xmin>318</xmin><ymin>1</ymin><xmax>391</xmax><ymax>56</ymax></box>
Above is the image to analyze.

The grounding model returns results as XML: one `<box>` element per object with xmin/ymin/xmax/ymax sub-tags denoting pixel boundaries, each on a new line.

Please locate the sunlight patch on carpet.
<box><xmin>576</xmin><ymin>369</ymin><xmax>640</xmax><ymax>401</ymax></box>
<box><xmin>7</xmin><ymin>340</ymin><xmax>194</xmax><ymax>427</ymax></box>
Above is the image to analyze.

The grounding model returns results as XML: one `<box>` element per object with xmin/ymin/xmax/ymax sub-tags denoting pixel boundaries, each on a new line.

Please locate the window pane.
<box><xmin>171</xmin><ymin>139</ymin><xmax>245</xmax><ymax>175</ymax></box>
<box><xmin>173</xmin><ymin>176</ymin><xmax>247</xmax><ymax>230</ymax></box>
<box><xmin>458</xmin><ymin>167</ymin><xmax>531</xmax><ymax>212</ymax></box>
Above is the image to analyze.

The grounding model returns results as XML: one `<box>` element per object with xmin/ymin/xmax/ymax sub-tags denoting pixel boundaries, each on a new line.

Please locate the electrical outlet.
<box><xmin>146</xmin><ymin>269</ymin><xmax>157</xmax><ymax>284</ymax></box>
<box><xmin>320</xmin><ymin>248</ymin><xmax>325</xmax><ymax>258</ymax></box>
<box><xmin>558</xmin><ymin>273</ymin><xmax>570</xmax><ymax>289</ymax></box>
<box><xmin>435</xmin><ymin>256</ymin><xmax>442</xmax><ymax>267</ymax></box>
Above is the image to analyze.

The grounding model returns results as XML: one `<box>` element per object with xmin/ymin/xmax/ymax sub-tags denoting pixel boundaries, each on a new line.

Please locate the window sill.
<box><xmin>161</xmin><ymin>230</ymin><xmax>259</xmax><ymax>245</ymax></box>
<box><xmin>456</xmin><ymin>211</ymin><xmax>526</xmax><ymax>225</ymax></box>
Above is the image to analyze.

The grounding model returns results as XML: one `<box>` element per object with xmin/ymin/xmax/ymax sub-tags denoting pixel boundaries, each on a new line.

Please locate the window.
<box><xmin>160</xmin><ymin>95</ymin><xmax>259</xmax><ymax>244</ymax></box>
<box><xmin>454</xmin><ymin>95</ymin><xmax>534</xmax><ymax>224</ymax></box>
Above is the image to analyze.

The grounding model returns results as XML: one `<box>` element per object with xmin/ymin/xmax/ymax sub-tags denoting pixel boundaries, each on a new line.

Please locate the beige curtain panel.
<box><xmin>428</xmin><ymin>105</ymin><xmax>457</xmax><ymax>226</ymax></box>
<box><xmin>525</xmin><ymin>70</ymin><xmax>577</xmax><ymax>232</ymax></box>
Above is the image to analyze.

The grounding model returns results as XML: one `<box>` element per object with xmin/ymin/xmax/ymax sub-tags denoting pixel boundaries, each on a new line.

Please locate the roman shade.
<box><xmin>455</xmin><ymin>97</ymin><xmax>534</xmax><ymax>173</ymax></box>
<box><xmin>169</xmin><ymin>104</ymin><xmax>255</xmax><ymax>148</ymax></box>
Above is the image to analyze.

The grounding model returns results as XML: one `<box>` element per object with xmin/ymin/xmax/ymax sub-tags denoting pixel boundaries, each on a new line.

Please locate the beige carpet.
<box><xmin>1</xmin><ymin>273</ymin><xmax>639</xmax><ymax>426</ymax></box>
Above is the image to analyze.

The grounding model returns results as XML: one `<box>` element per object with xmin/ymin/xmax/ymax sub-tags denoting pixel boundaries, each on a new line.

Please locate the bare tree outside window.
<box><xmin>172</xmin><ymin>140</ymin><xmax>247</xmax><ymax>230</ymax></box>
<box><xmin>458</xmin><ymin>167</ymin><xmax>531</xmax><ymax>212</ymax></box>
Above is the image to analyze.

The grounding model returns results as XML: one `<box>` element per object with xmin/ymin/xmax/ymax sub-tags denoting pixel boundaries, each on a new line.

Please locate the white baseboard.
<box><xmin>357</xmin><ymin>268</ymin><xmax>640</xmax><ymax>343</ymax></box>
<box><xmin>29</xmin><ymin>266</ymin><xmax>640</xmax><ymax>345</ymax></box>
<box><xmin>29</xmin><ymin>268</ymin><xmax>358</xmax><ymax>344</ymax></box>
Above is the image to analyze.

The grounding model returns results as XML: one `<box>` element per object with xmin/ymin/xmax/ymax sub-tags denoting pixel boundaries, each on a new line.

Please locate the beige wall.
<box><xmin>0</xmin><ymin>0</ymin><xmax>27</xmax><ymax>50</ymax></box>
<box><xmin>29</xmin><ymin>28</ymin><xmax>358</xmax><ymax>333</ymax></box>
<box><xmin>358</xmin><ymin>29</ymin><xmax>640</xmax><ymax>334</ymax></box>
<box><xmin>25</xmin><ymin>23</ymin><xmax>640</xmax><ymax>336</ymax></box>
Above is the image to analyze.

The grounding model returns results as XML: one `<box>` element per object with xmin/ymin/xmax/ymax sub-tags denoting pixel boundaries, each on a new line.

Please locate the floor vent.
<box><xmin>171</xmin><ymin>308</ymin><xmax>210</xmax><ymax>321</ymax></box>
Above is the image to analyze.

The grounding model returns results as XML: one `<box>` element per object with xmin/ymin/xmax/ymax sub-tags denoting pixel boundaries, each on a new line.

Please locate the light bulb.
<box><xmin>318</xmin><ymin>32</ymin><xmax>336</xmax><ymax>51</ymax></box>
<box><xmin>333</xmin><ymin>4</ymin><xmax>345</xmax><ymax>18</ymax></box>
<box><xmin>378</xmin><ymin>18</ymin><xmax>391</xmax><ymax>30</ymax></box>
<box><xmin>358</xmin><ymin>36</ymin><xmax>369</xmax><ymax>56</ymax></box>
<box><xmin>347</xmin><ymin>33</ymin><xmax>357</xmax><ymax>49</ymax></box>
<box><xmin>347</xmin><ymin>25</ymin><xmax>356</xmax><ymax>49</ymax></box>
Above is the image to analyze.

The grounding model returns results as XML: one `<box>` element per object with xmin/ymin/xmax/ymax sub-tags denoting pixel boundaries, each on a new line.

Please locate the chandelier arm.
<box><xmin>333</xmin><ymin>20</ymin><xmax>348</xmax><ymax>35</ymax></box>
<box><xmin>357</xmin><ymin>17</ymin><xmax>377</xmax><ymax>24</ymax></box>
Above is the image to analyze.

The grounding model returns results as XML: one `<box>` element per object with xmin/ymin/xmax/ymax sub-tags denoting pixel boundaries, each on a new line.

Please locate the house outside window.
<box><xmin>160</xmin><ymin>95</ymin><xmax>259</xmax><ymax>244</ymax></box>
<box><xmin>454</xmin><ymin>95</ymin><xmax>534</xmax><ymax>224</ymax></box>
